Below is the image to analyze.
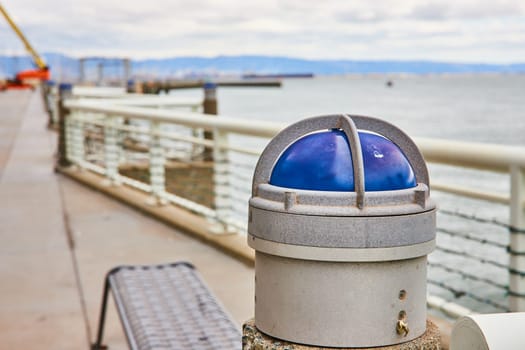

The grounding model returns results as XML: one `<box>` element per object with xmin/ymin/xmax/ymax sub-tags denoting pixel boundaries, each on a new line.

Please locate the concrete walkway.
<box><xmin>0</xmin><ymin>90</ymin><xmax>254</xmax><ymax>349</ymax></box>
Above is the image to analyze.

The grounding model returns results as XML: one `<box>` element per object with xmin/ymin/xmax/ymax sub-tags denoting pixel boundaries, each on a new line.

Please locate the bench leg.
<box><xmin>91</xmin><ymin>276</ymin><xmax>111</xmax><ymax>350</ymax></box>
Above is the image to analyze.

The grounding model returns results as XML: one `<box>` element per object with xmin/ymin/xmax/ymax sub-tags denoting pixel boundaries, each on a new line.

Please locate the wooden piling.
<box><xmin>202</xmin><ymin>82</ymin><xmax>217</xmax><ymax>161</ymax></box>
<box><xmin>57</xmin><ymin>83</ymin><xmax>72</xmax><ymax>168</ymax></box>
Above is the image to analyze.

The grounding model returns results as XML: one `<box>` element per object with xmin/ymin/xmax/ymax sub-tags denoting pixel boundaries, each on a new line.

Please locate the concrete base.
<box><xmin>242</xmin><ymin>319</ymin><xmax>440</xmax><ymax>350</ymax></box>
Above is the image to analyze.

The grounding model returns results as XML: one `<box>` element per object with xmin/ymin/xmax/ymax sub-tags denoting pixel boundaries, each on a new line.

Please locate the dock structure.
<box><xmin>134</xmin><ymin>78</ymin><xmax>281</xmax><ymax>94</ymax></box>
<box><xmin>3</xmin><ymin>84</ymin><xmax>525</xmax><ymax>349</ymax></box>
<box><xmin>0</xmin><ymin>90</ymin><xmax>253</xmax><ymax>349</ymax></box>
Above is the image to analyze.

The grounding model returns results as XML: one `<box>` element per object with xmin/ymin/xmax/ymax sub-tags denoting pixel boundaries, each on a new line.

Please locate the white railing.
<box><xmin>59</xmin><ymin>89</ymin><xmax>525</xmax><ymax>318</ymax></box>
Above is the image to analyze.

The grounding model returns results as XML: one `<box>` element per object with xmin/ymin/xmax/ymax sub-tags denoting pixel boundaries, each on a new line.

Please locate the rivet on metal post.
<box><xmin>396</xmin><ymin>319</ymin><xmax>410</xmax><ymax>337</ymax></box>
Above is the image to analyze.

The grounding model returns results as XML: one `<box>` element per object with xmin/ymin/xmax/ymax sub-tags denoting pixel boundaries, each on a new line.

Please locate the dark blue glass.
<box><xmin>269</xmin><ymin>130</ymin><xmax>416</xmax><ymax>191</ymax></box>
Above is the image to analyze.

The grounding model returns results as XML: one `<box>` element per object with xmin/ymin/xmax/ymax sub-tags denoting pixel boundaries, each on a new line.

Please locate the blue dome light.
<box><xmin>269</xmin><ymin>129</ymin><xmax>416</xmax><ymax>191</ymax></box>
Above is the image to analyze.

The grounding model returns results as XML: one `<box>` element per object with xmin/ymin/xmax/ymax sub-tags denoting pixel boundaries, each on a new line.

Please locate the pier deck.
<box><xmin>0</xmin><ymin>90</ymin><xmax>254</xmax><ymax>349</ymax></box>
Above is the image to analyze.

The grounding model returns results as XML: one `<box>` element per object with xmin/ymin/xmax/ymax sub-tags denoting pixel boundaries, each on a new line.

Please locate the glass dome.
<box><xmin>269</xmin><ymin>129</ymin><xmax>416</xmax><ymax>191</ymax></box>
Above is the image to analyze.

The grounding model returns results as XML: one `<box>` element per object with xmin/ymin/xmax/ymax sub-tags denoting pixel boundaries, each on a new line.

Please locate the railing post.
<box><xmin>509</xmin><ymin>165</ymin><xmax>525</xmax><ymax>311</ymax></box>
<box><xmin>103</xmin><ymin>115</ymin><xmax>120</xmax><ymax>185</ymax></box>
<box><xmin>148</xmin><ymin>121</ymin><xmax>166</xmax><ymax>205</ymax></box>
<box><xmin>70</xmin><ymin>112</ymin><xmax>85</xmax><ymax>169</ymax></box>
<box><xmin>97</xmin><ymin>63</ymin><xmax>104</xmax><ymax>87</ymax></box>
<box><xmin>65</xmin><ymin>113</ymin><xmax>73</xmax><ymax>163</ymax></box>
<box><xmin>79</xmin><ymin>58</ymin><xmax>85</xmax><ymax>84</ymax></box>
<box><xmin>202</xmin><ymin>82</ymin><xmax>217</xmax><ymax>161</ymax></box>
<box><xmin>51</xmin><ymin>86</ymin><xmax>60</xmax><ymax>127</ymax></box>
<box><xmin>191</xmin><ymin>105</ymin><xmax>203</xmax><ymax>159</ymax></box>
<box><xmin>41</xmin><ymin>81</ymin><xmax>53</xmax><ymax>128</ymax></box>
<box><xmin>123</xmin><ymin>59</ymin><xmax>131</xmax><ymax>88</ymax></box>
<box><xmin>56</xmin><ymin>83</ymin><xmax>73</xmax><ymax>168</ymax></box>
<box><xmin>211</xmin><ymin>128</ymin><xmax>232</xmax><ymax>233</ymax></box>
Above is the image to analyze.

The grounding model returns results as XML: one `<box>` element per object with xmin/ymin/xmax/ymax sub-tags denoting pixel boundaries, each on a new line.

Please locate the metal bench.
<box><xmin>91</xmin><ymin>262</ymin><xmax>240</xmax><ymax>350</ymax></box>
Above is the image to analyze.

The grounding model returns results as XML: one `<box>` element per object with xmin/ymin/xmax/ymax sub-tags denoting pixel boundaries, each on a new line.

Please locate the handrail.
<box><xmin>414</xmin><ymin>137</ymin><xmax>525</xmax><ymax>172</ymax></box>
<box><xmin>103</xmin><ymin>97</ymin><xmax>202</xmax><ymax>108</ymax></box>
<box><xmin>66</xmin><ymin>98</ymin><xmax>525</xmax><ymax>173</ymax></box>
<box><xmin>65</xmin><ymin>99</ymin><xmax>286</xmax><ymax>137</ymax></box>
<box><xmin>72</xmin><ymin>86</ymin><xmax>128</xmax><ymax>98</ymax></box>
<box><xmin>72</xmin><ymin>91</ymin><xmax>202</xmax><ymax>108</ymax></box>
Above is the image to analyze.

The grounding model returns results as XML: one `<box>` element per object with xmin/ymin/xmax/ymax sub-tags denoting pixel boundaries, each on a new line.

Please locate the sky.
<box><xmin>1</xmin><ymin>0</ymin><xmax>524</xmax><ymax>63</ymax></box>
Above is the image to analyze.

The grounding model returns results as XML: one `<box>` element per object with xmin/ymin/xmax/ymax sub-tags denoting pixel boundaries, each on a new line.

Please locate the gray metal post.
<box><xmin>56</xmin><ymin>83</ymin><xmax>73</xmax><ymax>168</ymax></box>
<box><xmin>509</xmin><ymin>165</ymin><xmax>525</xmax><ymax>311</ymax></box>
<box><xmin>79</xmin><ymin>58</ymin><xmax>85</xmax><ymax>83</ymax></box>
<box><xmin>97</xmin><ymin>63</ymin><xmax>103</xmax><ymax>86</ymax></box>
<box><xmin>123</xmin><ymin>58</ymin><xmax>131</xmax><ymax>87</ymax></box>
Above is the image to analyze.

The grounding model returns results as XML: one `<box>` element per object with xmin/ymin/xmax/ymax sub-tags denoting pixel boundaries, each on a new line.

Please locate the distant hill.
<box><xmin>1</xmin><ymin>53</ymin><xmax>523</xmax><ymax>81</ymax></box>
<box><xmin>133</xmin><ymin>55</ymin><xmax>525</xmax><ymax>76</ymax></box>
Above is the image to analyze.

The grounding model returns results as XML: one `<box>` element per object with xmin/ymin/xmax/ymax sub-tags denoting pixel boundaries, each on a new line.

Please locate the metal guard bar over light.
<box><xmin>252</xmin><ymin>114</ymin><xmax>430</xmax><ymax>209</ymax></box>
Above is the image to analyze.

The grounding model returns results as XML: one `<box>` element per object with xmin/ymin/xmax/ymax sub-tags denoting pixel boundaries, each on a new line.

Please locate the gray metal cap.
<box><xmin>248</xmin><ymin>114</ymin><xmax>436</xmax><ymax>252</ymax></box>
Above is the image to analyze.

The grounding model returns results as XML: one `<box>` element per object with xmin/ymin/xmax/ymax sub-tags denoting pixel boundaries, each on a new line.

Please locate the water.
<box><xmin>172</xmin><ymin>74</ymin><xmax>525</xmax><ymax>313</ymax></box>
<box><xmin>217</xmin><ymin>74</ymin><xmax>525</xmax><ymax>146</ymax></box>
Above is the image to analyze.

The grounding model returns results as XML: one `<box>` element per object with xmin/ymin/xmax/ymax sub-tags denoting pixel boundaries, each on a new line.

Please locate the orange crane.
<box><xmin>0</xmin><ymin>3</ymin><xmax>50</xmax><ymax>90</ymax></box>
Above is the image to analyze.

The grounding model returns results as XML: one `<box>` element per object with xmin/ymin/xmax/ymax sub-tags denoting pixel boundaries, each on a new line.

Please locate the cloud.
<box><xmin>0</xmin><ymin>0</ymin><xmax>524</xmax><ymax>63</ymax></box>
<box><xmin>409</xmin><ymin>3</ymin><xmax>450</xmax><ymax>20</ymax></box>
<box><xmin>336</xmin><ymin>10</ymin><xmax>389</xmax><ymax>23</ymax></box>
<box><xmin>409</xmin><ymin>1</ymin><xmax>525</xmax><ymax>20</ymax></box>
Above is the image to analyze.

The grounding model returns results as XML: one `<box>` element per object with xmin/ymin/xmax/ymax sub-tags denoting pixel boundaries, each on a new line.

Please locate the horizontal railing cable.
<box><xmin>427</xmin><ymin>280</ymin><xmax>509</xmax><ymax>311</ymax></box>
<box><xmin>439</xmin><ymin>209</ymin><xmax>511</xmax><ymax>231</ymax></box>
<box><xmin>436</xmin><ymin>227</ymin><xmax>508</xmax><ymax>250</ymax></box>
<box><xmin>428</xmin><ymin>261</ymin><xmax>508</xmax><ymax>291</ymax></box>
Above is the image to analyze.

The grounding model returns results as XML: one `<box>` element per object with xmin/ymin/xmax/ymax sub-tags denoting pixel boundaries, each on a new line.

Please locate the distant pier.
<box><xmin>134</xmin><ymin>78</ymin><xmax>281</xmax><ymax>94</ymax></box>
